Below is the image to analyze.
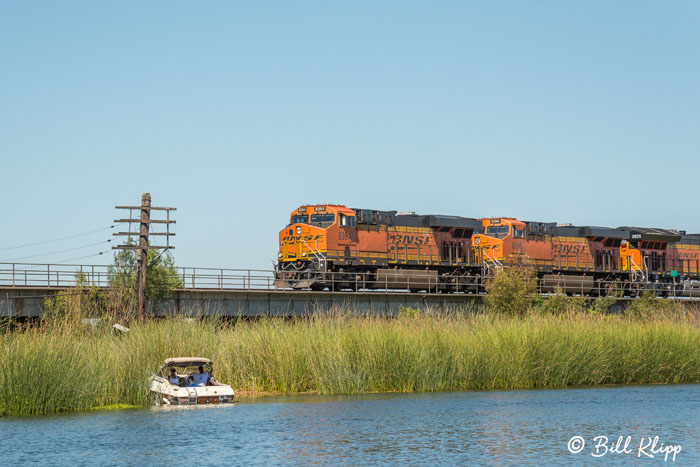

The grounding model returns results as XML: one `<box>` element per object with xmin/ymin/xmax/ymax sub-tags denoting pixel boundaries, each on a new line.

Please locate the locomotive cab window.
<box><xmin>310</xmin><ymin>213</ymin><xmax>335</xmax><ymax>226</ymax></box>
<box><xmin>339</xmin><ymin>214</ymin><xmax>356</xmax><ymax>228</ymax></box>
<box><xmin>486</xmin><ymin>225</ymin><xmax>510</xmax><ymax>238</ymax></box>
<box><xmin>514</xmin><ymin>228</ymin><xmax>524</xmax><ymax>239</ymax></box>
<box><xmin>289</xmin><ymin>215</ymin><xmax>308</xmax><ymax>226</ymax></box>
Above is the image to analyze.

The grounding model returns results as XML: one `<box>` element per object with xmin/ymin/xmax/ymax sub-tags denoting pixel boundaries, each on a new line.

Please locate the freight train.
<box><xmin>274</xmin><ymin>204</ymin><xmax>700</xmax><ymax>296</ymax></box>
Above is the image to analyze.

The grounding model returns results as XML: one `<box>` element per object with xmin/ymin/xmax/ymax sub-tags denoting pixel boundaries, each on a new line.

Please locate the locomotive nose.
<box><xmin>278</xmin><ymin>222</ymin><xmax>327</xmax><ymax>264</ymax></box>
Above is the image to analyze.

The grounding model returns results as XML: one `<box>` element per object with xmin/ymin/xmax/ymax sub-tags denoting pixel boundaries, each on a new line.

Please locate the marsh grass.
<box><xmin>2</xmin><ymin>298</ymin><xmax>700</xmax><ymax>416</ymax></box>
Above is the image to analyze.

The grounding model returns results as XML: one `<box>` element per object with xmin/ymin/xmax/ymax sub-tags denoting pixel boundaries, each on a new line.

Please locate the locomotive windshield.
<box><xmin>287</xmin><ymin>213</ymin><xmax>338</xmax><ymax>227</ymax></box>
<box><xmin>310</xmin><ymin>213</ymin><xmax>335</xmax><ymax>226</ymax></box>
<box><xmin>485</xmin><ymin>225</ymin><xmax>510</xmax><ymax>238</ymax></box>
<box><xmin>289</xmin><ymin>214</ymin><xmax>308</xmax><ymax>225</ymax></box>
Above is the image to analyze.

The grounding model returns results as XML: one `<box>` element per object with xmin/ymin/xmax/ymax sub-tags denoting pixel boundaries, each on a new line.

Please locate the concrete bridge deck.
<box><xmin>0</xmin><ymin>287</ymin><xmax>484</xmax><ymax>318</ymax></box>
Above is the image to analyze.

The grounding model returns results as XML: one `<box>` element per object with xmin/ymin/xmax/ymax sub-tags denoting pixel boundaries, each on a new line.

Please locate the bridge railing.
<box><xmin>0</xmin><ymin>263</ymin><xmax>279</xmax><ymax>291</ymax></box>
<box><xmin>178</xmin><ymin>267</ymin><xmax>276</xmax><ymax>290</ymax></box>
<box><xmin>0</xmin><ymin>263</ymin><xmax>116</xmax><ymax>288</ymax></box>
<box><xmin>2</xmin><ymin>262</ymin><xmax>700</xmax><ymax>298</ymax></box>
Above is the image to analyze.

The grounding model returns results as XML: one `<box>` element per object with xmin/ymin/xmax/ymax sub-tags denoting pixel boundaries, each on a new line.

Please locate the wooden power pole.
<box><xmin>138</xmin><ymin>193</ymin><xmax>151</xmax><ymax>317</ymax></box>
<box><xmin>114</xmin><ymin>193</ymin><xmax>176</xmax><ymax>318</ymax></box>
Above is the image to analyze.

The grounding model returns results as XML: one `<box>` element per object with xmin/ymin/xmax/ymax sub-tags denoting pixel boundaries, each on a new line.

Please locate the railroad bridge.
<box><xmin>1</xmin><ymin>262</ymin><xmax>694</xmax><ymax>318</ymax></box>
<box><xmin>0</xmin><ymin>263</ymin><xmax>485</xmax><ymax>318</ymax></box>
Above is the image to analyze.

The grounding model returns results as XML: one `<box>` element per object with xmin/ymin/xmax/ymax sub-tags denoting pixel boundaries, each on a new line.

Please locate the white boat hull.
<box><xmin>150</xmin><ymin>376</ymin><xmax>236</xmax><ymax>405</ymax></box>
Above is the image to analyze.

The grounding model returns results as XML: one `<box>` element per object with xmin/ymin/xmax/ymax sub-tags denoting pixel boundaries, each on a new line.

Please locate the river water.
<box><xmin>2</xmin><ymin>384</ymin><xmax>698</xmax><ymax>465</ymax></box>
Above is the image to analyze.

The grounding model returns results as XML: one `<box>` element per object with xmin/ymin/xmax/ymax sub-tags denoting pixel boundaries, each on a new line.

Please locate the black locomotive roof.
<box><xmin>551</xmin><ymin>225</ymin><xmax>588</xmax><ymax>237</ymax></box>
<box><xmin>394</xmin><ymin>214</ymin><xmax>481</xmax><ymax>229</ymax></box>
<box><xmin>393</xmin><ymin>214</ymin><xmax>423</xmax><ymax>227</ymax></box>
<box><xmin>352</xmin><ymin>208</ymin><xmax>480</xmax><ymax>230</ymax></box>
<box><xmin>680</xmin><ymin>234</ymin><xmax>700</xmax><ymax>245</ymax></box>
<box><xmin>583</xmin><ymin>227</ymin><xmax>628</xmax><ymax>239</ymax></box>
<box><xmin>350</xmin><ymin>208</ymin><xmax>687</xmax><ymax>242</ymax></box>
<box><xmin>568</xmin><ymin>225</ymin><xmax>682</xmax><ymax>242</ymax></box>
<box><xmin>422</xmin><ymin>215</ymin><xmax>481</xmax><ymax>229</ymax></box>
<box><xmin>526</xmin><ymin>223</ymin><xmax>625</xmax><ymax>239</ymax></box>
<box><xmin>618</xmin><ymin>227</ymin><xmax>682</xmax><ymax>243</ymax></box>
<box><xmin>527</xmin><ymin>224</ymin><xmax>629</xmax><ymax>240</ymax></box>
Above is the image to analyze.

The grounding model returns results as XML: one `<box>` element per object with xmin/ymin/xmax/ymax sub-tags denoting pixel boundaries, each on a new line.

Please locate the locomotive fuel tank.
<box><xmin>376</xmin><ymin>268</ymin><xmax>438</xmax><ymax>292</ymax></box>
<box><xmin>541</xmin><ymin>274</ymin><xmax>594</xmax><ymax>294</ymax></box>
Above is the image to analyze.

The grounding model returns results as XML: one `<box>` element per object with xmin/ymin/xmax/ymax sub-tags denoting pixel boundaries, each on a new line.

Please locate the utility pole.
<box><xmin>114</xmin><ymin>193</ymin><xmax>176</xmax><ymax>318</ymax></box>
<box><xmin>138</xmin><ymin>193</ymin><xmax>151</xmax><ymax>317</ymax></box>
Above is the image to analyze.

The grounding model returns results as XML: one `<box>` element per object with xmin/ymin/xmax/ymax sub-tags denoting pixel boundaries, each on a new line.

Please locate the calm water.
<box><xmin>2</xmin><ymin>385</ymin><xmax>699</xmax><ymax>465</ymax></box>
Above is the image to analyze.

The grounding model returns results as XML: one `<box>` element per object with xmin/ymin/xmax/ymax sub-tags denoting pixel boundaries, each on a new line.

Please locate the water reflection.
<box><xmin>2</xmin><ymin>385</ymin><xmax>699</xmax><ymax>465</ymax></box>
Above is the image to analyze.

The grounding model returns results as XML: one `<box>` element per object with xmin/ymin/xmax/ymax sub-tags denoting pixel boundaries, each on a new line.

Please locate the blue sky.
<box><xmin>1</xmin><ymin>1</ymin><xmax>699</xmax><ymax>270</ymax></box>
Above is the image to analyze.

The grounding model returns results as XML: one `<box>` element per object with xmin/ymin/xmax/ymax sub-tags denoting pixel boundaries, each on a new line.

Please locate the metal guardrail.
<box><xmin>178</xmin><ymin>267</ymin><xmax>276</xmax><ymax>290</ymax></box>
<box><xmin>0</xmin><ymin>263</ymin><xmax>277</xmax><ymax>291</ymax></box>
<box><xmin>0</xmin><ymin>263</ymin><xmax>116</xmax><ymax>288</ymax></box>
<box><xmin>1</xmin><ymin>262</ymin><xmax>700</xmax><ymax>298</ymax></box>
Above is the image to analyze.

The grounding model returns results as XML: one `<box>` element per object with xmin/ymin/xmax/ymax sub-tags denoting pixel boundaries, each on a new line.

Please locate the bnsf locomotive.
<box><xmin>274</xmin><ymin>204</ymin><xmax>700</xmax><ymax>296</ymax></box>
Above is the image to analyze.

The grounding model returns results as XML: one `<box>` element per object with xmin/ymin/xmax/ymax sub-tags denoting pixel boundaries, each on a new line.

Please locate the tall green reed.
<box><xmin>2</xmin><ymin>301</ymin><xmax>700</xmax><ymax>417</ymax></box>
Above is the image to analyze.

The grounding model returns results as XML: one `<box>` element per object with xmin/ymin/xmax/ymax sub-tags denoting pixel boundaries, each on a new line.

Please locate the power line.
<box><xmin>10</xmin><ymin>249</ymin><xmax>116</xmax><ymax>270</ymax></box>
<box><xmin>0</xmin><ymin>240</ymin><xmax>112</xmax><ymax>262</ymax></box>
<box><xmin>0</xmin><ymin>225</ymin><xmax>115</xmax><ymax>251</ymax></box>
<box><xmin>55</xmin><ymin>249</ymin><xmax>113</xmax><ymax>264</ymax></box>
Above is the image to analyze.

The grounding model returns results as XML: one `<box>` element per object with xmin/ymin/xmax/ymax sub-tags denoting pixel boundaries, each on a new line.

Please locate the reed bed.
<box><xmin>2</xmin><ymin>304</ymin><xmax>700</xmax><ymax>416</ymax></box>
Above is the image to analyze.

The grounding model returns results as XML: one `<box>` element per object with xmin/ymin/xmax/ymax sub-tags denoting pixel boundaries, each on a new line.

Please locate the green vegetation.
<box><xmin>108</xmin><ymin>244</ymin><xmax>182</xmax><ymax>306</ymax></box>
<box><xmin>41</xmin><ymin>247</ymin><xmax>183</xmax><ymax>325</ymax></box>
<box><xmin>484</xmin><ymin>266</ymin><xmax>538</xmax><ymax>315</ymax></box>
<box><xmin>2</xmin><ymin>300</ymin><xmax>700</xmax><ymax>416</ymax></box>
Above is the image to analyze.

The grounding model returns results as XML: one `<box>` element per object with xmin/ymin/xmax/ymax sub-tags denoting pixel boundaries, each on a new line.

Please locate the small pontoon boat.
<box><xmin>150</xmin><ymin>357</ymin><xmax>236</xmax><ymax>405</ymax></box>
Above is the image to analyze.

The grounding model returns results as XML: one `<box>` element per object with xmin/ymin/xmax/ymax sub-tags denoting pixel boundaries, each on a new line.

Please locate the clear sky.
<box><xmin>1</xmin><ymin>1</ymin><xmax>699</xmax><ymax>270</ymax></box>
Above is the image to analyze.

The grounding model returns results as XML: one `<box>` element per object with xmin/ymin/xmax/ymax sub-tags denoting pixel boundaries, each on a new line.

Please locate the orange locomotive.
<box><xmin>275</xmin><ymin>204</ymin><xmax>482</xmax><ymax>291</ymax></box>
<box><xmin>472</xmin><ymin>219</ymin><xmax>695</xmax><ymax>295</ymax></box>
<box><xmin>275</xmin><ymin>204</ymin><xmax>700</xmax><ymax>296</ymax></box>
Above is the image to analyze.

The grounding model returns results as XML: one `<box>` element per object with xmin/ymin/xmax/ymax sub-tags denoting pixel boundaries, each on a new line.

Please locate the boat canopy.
<box><xmin>163</xmin><ymin>357</ymin><xmax>212</xmax><ymax>366</ymax></box>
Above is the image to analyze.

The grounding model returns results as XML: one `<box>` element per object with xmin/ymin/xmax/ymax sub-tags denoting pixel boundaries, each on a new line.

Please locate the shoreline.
<box><xmin>3</xmin><ymin>309</ymin><xmax>700</xmax><ymax>417</ymax></box>
<box><xmin>5</xmin><ymin>382</ymin><xmax>699</xmax><ymax>418</ymax></box>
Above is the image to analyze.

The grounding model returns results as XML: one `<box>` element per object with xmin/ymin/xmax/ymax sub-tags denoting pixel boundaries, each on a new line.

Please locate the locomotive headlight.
<box><xmin>296</xmin><ymin>226</ymin><xmax>302</xmax><ymax>235</ymax></box>
<box><xmin>302</xmin><ymin>252</ymin><xmax>307</xmax><ymax>257</ymax></box>
<box><xmin>278</xmin><ymin>253</ymin><xmax>282</xmax><ymax>258</ymax></box>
